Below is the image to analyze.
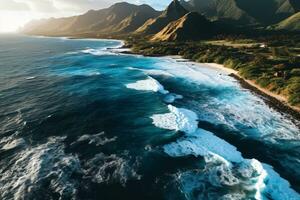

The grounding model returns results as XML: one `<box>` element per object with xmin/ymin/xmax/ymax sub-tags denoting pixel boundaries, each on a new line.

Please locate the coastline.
<box><xmin>163</xmin><ymin>56</ymin><xmax>300</xmax><ymax>118</ymax></box>
<box><xmin>22</xmin><ymin>34</ymin><xmax>300</xmax><ymax>117</ymax></box>
<box><xmin>117</xmin><ymin>44</ymin><xmax>300</xmax><ymax>117</ymax></box>
<box><xmin>202</xmin><ymin>63</ymin><xmax>300</xmax><ymax>114</ymax></box>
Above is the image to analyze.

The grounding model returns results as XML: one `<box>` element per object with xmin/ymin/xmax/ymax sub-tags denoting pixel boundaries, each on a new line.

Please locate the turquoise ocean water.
<box><xmin>0</xmin><ymin>35</ymin><xmax>299</xmax><ymax>200</ymax></box>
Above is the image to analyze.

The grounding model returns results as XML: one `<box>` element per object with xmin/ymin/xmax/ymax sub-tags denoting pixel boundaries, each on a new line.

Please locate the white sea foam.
<box><xmin>153</xmin><ymin>58</ymin><xmax>300</xmax><ymax>142</ymax></box>
<box><xmin>164</xmin><ymin>127</ymin><xmax>299</xmax><ymax>200</ymax></box>
<box><xmin>81</xmin><ymin>41</ymin><xmax>124</xmax><ymax>56</ymax></box>
<box><xmin>151</xmin><ymin>105</ymin><xmax>198</xmax><ymax>134</ymax></box>
<box><xmin>143</xmin><ymin>69</ymin><xmax>174</xmax><ymax>77</ymax></box>
<box><xmin>194</xmin><ymin>92</ymin><xmax>300</xmax><ymax>141</ymax></box>
<box><xmin>153</xmin><ymin>58</ymin><xmax>237</xmax><ymax>88</ymax></box>
<box><xmin>109</xmin><ymin>48</ymin><xmax>131</xmax><ymax>53</ymax></box>
<box><xmin>25</xmin><ymin>76</ymin><xmax>36</xmax><ymax>80</ymax></box>
<box><xmin>83</xmin><ymin>152</ymin><xmax>141</xmax><ymax>186</ymax></box>
<box><xmin>126</xmin><ymin>77</ymin><xmax>169</xmax><ymax>94</ymax></box>
<box><xmin>173</xmin><ymin>157</ymin><xmax>267</xmax><ymax>199</ymax></box>
<box><xmin>163</xmin><ymin>129</ymin><xmax>243</xmax><ymax>163</ymax></box>
<box><xmin>0</xmin><ymin>137</ymin><xmax>81</xmax><ymax>200</ymax></box>
<box><xmin>243</xmin><ymin>159</ymin><xmax>267</xmax><ymax>200</ymax></box>
<box><xmin>219</xmin><ymin>193</ymin><xmax>246</xmax><ymax>200</ymax></box>
<box><xmin>150</xmin><ymin>103</ymin><xmax>298</xmax><ymax>199</ymax></box>
<box><xmin>127</xmin><ymin>67</ymin><xmax>174</xmax><ymax>77</ymax></box>
<box><xmin>73</xmin><ymin>132</ymin><xmax>117</xmax><ymax>146</ymax></box>
<box><xmin>2</xmin><ymin>138</ymin><xmax>26</xmax><ymax>150</ymax></box>
<box><xmin>173</xmin><ymin>156</ymin><xmax>268</xmax><ymax>199</ymax></box>
<box><xmin>58</xmin><ymin>68</ymin><xmax>101</xmax><ymax>76</ymax></box>
<box><xmin>81</xmin><ymin>48</ymin><xmax>115</xmax><ymax>56</ymax></box>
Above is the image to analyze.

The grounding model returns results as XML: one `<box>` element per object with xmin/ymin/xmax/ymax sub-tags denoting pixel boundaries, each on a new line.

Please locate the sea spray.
<box><xmin>150</xmin><ymin>104</ymin><xmax>299</xmax><ymax>200</ymax></box>
<box><xmin>126</xmin><ymin>77</ymin><xmax>169</xmax><ymax>94</ymax></box>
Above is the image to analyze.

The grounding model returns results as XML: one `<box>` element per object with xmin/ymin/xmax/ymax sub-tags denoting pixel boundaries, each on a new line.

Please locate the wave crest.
<box><xmin>151</xmin><ymin>105</ymin><xmax>198</xmax><ymax>134</ymax></box>
<box><xmin>126</xmin><ymin>77</ymin><xmax>169</xmax><ymax>94</ymax></box>
<box><xmin>151</xmin><ymin>104</ymin><xmax>299</xmax><ymax>199</ymax></box>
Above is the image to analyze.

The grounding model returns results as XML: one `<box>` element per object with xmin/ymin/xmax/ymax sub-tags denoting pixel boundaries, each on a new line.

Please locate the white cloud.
<box><xmin>0</xmin><ymin>0</ymin><xmax>30</xmax><ymax>11</ymax></box>
<box><xmin>24</xmin><ymin>0</ymin><xmax>58</xmax><ymax>12</ymax></box>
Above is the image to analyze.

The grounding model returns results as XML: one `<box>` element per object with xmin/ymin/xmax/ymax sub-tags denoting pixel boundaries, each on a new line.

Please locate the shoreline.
<box><xmin>22</xmin><ymin>34</ymin><xmax>300</xmax><ymax>117</ymax></box>
<box><xmin>162</xmin><ymin>56</ymin><xmax>300</xmax><ymax>118</ymax></box>
<box><xmin>119</xmin><ymin>46</ymin><xmax>300</xmax><ymax>117</ymax></box>
<box><xmin>52</xmin><ymin>35</ymin><xmax>300</xmax><ymax>117</ymax></box>
<box><xmin>202</xmin><ymin>63</ymin><xmax>300</xmax><ymax>114</ymax></box>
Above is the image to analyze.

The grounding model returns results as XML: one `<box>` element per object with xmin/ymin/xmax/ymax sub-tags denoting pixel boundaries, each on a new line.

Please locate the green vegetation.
<box><xmin>271</xmin><ymin>12</ymin><xmax>300</xmax><ymax>32</ymax></box>
<box><xmin>183</xmin><ymin>0</ymin><xmax>299</xmax><ymax>25</ymax></box>
<box><xmin>126</xmin><ymin>35</ymin><xmax>300</xmax><ymax>108</ymax></box>
<box><xmin>22</xmin><ymin>0</ymin><xmax>300</xmax><ymax>110</ymax></box>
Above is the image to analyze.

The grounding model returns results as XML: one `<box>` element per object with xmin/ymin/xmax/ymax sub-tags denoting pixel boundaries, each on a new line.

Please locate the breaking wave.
<box><xmin>151</xmin><ymin>105</ymin><xmax>198</xmax><ymax>134</ymax></box>
<box><xmin>151</xmin><ymin>104</ymin><xmax>300</xmax><ymax>200</ymax></box>
<box><xmin>81</xmin><ymin>48</ymin><xmax>116</xmax><ymax>56</ymax></box>
<box><xmin>126</xmin><ymin>77</ymin><xmax>169</xmax><ymax>94</ymax></box>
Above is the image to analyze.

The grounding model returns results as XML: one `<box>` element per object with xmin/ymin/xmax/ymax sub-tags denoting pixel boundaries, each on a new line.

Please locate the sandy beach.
<box><xmin>165</xmin><ymin>56</ymin><xmax>300</xmax><ymax>114</ymax></box>
<box><xmin>203</xmin><ymin>63</ymin><xmax>300</xmax><ymax>113</ymax></box>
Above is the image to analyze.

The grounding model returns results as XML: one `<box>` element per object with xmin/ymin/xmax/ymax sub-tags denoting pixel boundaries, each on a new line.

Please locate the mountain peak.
<box><xmin>165</xmin><ymin>0</ymin><xmax>188</xmax><ymax>16</ymax></box>
<box><xmin>110</xmin><ymin>2</ymin><xmax>132</xmax><ymax>8</ymax></box>
<box><xmin>152</xmin><ymin>11</ymin><xmax>214</xmax><ymax>41</ymax></box>
<box><xmin>135</xmin><ymin>0</ymin><xmax>188</xmax><ymax>35</ymax></box>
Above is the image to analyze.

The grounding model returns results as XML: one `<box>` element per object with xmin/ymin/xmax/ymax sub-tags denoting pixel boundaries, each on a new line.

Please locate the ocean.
<box><xmin>0</xmin><ymin>34</ymin><xmax>299</xmax><ymax>200</ymax></box>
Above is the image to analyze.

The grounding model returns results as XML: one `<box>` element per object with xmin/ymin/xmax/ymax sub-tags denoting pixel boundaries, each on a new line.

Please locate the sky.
<box><xmin>0</xmin><ymin>0</ymin><xmax>172</xmax><ymax>32</ymax></box>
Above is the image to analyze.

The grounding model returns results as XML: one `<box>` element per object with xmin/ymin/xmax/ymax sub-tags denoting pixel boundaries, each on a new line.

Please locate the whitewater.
<box><xmin>0</xmin><ymin>34</ymin><xmax>299</xmax><ymax>200</ymax></box>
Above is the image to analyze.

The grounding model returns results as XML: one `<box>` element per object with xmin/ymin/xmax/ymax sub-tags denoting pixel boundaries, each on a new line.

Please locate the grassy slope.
<box><xmin>184</xmin><ymin>0</ymin><xmax>254</xmax><ymax>23</ymax></box>
<box><xmin>273</xmin><ymin>12</ymin><xmax>300</xmax><ymax>31</ymax></box>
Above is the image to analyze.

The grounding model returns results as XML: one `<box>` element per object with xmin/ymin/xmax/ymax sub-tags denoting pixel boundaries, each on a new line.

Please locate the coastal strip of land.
<box><xmin>200</xmin><ymin>63</ymin><xmax>300</xmax><ymax>117</ymax></box>
<box><xmin>125</xmin><ymin>38</ymin><xmax>300</xmax><ymax>116</ymax></box>
<box><xmin>28</xmin><ymin>35</ymin><xmax>300</xmax><ymax>117</ymax></box>
<box><xmin>176</xmin><ymin>59</ymin><xmax>300</xmax><ymax>117</ymax></box>
<box><xmin>121</xmin><ymin>40</ymin><xmax>300</xmax><ymax>117</ymax></box>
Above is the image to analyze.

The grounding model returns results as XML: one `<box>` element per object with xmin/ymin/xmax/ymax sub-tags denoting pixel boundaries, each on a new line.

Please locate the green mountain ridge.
<box><xmin>181</xmin><ymin>0</ymin><xmax>299</xmax><ymax>25</ymax></box>
<box><xmin>181</xmin><ymin>0</ymin><xmax>255</xmax><ymax>24</ymax></box>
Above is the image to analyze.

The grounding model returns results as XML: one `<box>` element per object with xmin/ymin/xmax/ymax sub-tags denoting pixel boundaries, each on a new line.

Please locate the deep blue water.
<box><xmin>0</xmin><ymin>34</ymin><xmax>300</xmax><ymax>200</ymax></box>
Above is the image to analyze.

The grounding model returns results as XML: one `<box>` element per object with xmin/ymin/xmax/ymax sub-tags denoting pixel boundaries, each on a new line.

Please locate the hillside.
<box><xmin>181</xmin><ymin>0</ymin><xmax>254</xmax><ymax>24</ymax></box>
<box><xmin>272</xmin><ymin>12</ymin><xmax>300</xmax><ymax>31</ymax></box>
<box><xmin>181</xmin><ymin>0</ymin><xmax>299</xmax><ymax>25</ymax></box>
<box><xmin>22</xmin><ymin>2</ymin><xmax>160</xmax><ymax>36</ymax></box>
<box><xmin>135</xmin><ymin>0</ymin><xmax>188</xmax><ymax>35</ymax></box>
<box><xmin>152</xmin><ymin>12</ymin><xmax>214</xmax><ymax>41</ymax></box>
<box><xmin>235</xmin><ymin>0</ymin><xmax>297</xmax><ymax>24</ymax></box>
